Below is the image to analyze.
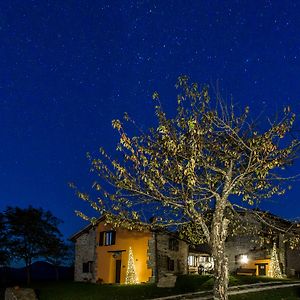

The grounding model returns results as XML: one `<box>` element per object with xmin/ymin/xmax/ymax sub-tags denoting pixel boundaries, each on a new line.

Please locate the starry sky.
<box><xmin>1</xmin><ymin>0</ymin><xmax>300</xmax><ymax>239</ymax></box>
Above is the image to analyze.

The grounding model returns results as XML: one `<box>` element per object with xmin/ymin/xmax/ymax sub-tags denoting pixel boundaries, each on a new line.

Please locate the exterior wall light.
<box><xmin>240</xmin><ymin>255</ymin><xmax>249</xmax><ymax>264</ymax></box>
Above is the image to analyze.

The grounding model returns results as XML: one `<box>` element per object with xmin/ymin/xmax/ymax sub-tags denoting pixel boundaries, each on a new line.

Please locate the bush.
<box><xmin>175</xmin><ymin>275</ymin><xmax>212</xmax><ymax>292</ymax></box>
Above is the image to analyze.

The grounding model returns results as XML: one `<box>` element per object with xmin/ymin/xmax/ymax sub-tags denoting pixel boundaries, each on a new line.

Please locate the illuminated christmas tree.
<box><xmin>125</xmin><ymin>246</ymin><xmax>138</xmax><ymax>284</ymax></box>
<box><xmin>268</xmin><ymin>243</ymin><xmax>282</xmax><ymax>278</ymax></box>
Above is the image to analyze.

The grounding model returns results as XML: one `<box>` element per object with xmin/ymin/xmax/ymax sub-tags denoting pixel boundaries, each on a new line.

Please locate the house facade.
<box><xmin>187</xmin><ymin>216</ymin><xmax>300</xmax><ymax>278</ymax></box>
<box><xmin>71</xmin><ymin>214</ymin><xmax>300</xmax><ymax>283</ymax></box>
<box><xmin>187</xmin><ymin>235</ymin><xmax>291</xmax><ymax>277</ymax></box>
<box><xmin>226</xmin><ymin>233</ymin><xmax>300</xmax><ymax>277</ymax></box>
<box><xmin>70</xmin><ymin>217</ymin><xmax>188</xmax><ymax>284</ymax></box>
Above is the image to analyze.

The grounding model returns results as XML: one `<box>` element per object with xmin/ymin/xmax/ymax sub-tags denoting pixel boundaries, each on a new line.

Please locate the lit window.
<box><xmin>199</xmin><ymin>256</ymin><xmax>206</xmax><ymax>263</ymax></box>
<box><xmin>99</xmin><ymin>231</ymin><xmax>116</xmax><ymax>246</ymax></box>
<box><xmin>188</xmin><ymin>255</ymin><xmax>197</xmax><ymax>267</ymax></box>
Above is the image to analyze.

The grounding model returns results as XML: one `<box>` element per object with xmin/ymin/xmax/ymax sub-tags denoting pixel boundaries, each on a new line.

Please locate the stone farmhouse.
<box><xmin>227</xmin><ymin>213</ymin><xmax>300</xmax><ymax>277</ymax></box>
<box><xmin>70</xmin><ymin>216</ymin><xmax>188</xmax><ymax>284</ymax></box>
<box><xmin>70</xmin><ymin>214</ymin><xmax>300</xmax><ymax>284</ymax></box>
<box><xmin>189</xmin><ymin>212</ymin><xmax>300</xmax><ymax>278</ymax></box>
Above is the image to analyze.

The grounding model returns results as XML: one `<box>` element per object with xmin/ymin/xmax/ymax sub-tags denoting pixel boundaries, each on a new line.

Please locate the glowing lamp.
<box><xmin>240</xmin><ymin>255</ymin><xmax>249</xmax><ymax>264</ymax></box>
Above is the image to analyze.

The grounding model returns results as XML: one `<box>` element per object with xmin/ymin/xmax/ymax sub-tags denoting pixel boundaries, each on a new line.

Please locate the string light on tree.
<box><xmin>125</xmin><ymin>246</ymin><xmax>138</xmax><ymax>284</ymax></box>
<box><xmin>268</xmin><ymin>243</ymin><xmax>282</xmax><ymax>278</ymax></box>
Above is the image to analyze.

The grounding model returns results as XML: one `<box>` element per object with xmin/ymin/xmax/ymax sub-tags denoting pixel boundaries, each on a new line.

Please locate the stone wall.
<box><xmin>286</xmin><ymin>246</ymin><xmax>300</xmax><ymax>277</ymax></box>
<box><xmin>225</xmin><ymin>234</ymin><xmax>289</xmax><ymax>275</ymax></box>
<box><xmin>147</xmin><ymin>232</ymin><xmax>157</xmax><ymax>283</ymax></box>
<box><xmin>155</xmin><ymin>233</ymin><xmax>188</xmax><ymax>279</ymax></box>
<box><xmin>74</xmin><ymin>227</ymin><xmax>97</xmax><ymax>282</ymax></box>
<box><xmin>225</xmin><ymin>235</ymin><xmax>258</xmax><ymax>273</ymax></box>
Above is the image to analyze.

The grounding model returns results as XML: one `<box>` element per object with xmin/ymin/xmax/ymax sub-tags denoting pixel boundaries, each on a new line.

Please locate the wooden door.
<box><xmin>258</xmin><ymin>264</ymin><xmax>266</xmax><ymax>276</ymax></box>
<box><xmin>115</xmin><ymin>259</ymin><xmax>121</xmax><ymax>283</ymax></box>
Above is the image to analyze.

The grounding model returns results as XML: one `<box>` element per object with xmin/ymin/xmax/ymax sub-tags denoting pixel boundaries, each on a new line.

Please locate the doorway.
<box><xmin>115</xmin><ymin>259</ymin><xmax>121</xmax><ymax>283</ymax></box>
<box><xmin>256</xmin><ymin>263</ymin><xmax>267</xmax><ymax>276</ymax></box>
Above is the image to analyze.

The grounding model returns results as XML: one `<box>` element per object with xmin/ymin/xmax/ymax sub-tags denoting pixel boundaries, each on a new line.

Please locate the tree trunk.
<box><xmin>55</xmin><ymin>266</ymin><xmax>59</xmax><ymax>281</ymax></box>
<box><xmin>212</xmin><ymin>236</ymin><xmax>228</xmax><ymax>300</ymax></box>
<box><xmin>26</xmin><ymin>264</ymin><xmax>31</xmax><ymax>285</ymax></box>
<box><xmin>211</xmin><ymin>208</ymin><xmax>229</xmax><ymax>300</ymax></box>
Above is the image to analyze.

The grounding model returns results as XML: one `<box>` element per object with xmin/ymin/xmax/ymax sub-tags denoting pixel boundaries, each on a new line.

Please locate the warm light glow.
<box><xmin>268</xmin><ymin>243</ymin><xmax>282</xmax><ymax>278</ymax></box>
<box><xmin>188</xmin><ymin>255</ymin><xmax>195</xmax><ymax>266</ymax></box>
<box><xmin>125</xmin><ymin>246</ymin><xmax>138</xmax><ymax>284</ymax></box>
<box><xmin>240</xmin><ymin>254</ymin><xmax>249</xmax><ymax>264</ymax></box>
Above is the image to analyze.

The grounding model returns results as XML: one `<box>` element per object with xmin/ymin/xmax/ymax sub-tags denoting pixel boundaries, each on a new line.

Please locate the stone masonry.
<box><xmin>147</xmin><ymin>232</ymin><xmax>189</xmax><ymax>283</ymax></box>
<box><xmin>225</xmin><ymin>232</ymin><xmax>300</xmax><ymax>276</ymax></box>
<box><xmin>225</xmin><ymin>235</ymin><xmax>258</xmax><ymax>273</ymax></box>
<box><xmin>74</xmin><ymin>227</ymin><xmax>97</xmax><ymax>282</ymax></box>
<box><xmin>155</xmin><ymin>233</ymin><xmax>188</xmax><ymax>279</ymax></box>
<box><xmin>286</xmin><ymin>245</ymin><xmax>300</xmax><ymax>277</ymax></box>
<box><xmin>147</xmin><ymin>232</ymin><xmax>157</xmax><ymax>283</ymax></box>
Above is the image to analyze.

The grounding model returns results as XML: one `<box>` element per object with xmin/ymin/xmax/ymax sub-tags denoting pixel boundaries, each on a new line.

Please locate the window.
<box><xmin>199</xmin><ymin>256</ymin><xmax>208</xmax><ymax>263</ymax></box>
<box><xmin>167</xmin><ymin>257</ymin><xmax>175</xmax><ymax>271</ymax></box>
<box><xmin>188</xmin><ymin>255</ymin><xmax>197</xmax><ymax>267</ymax></box>
<box><xmin>169</xmin><ymin>238</ymin><xmax>179</xmax><ymax>251</ymax></box>
<box><xmin>82</xmin><ymin>261</ymin><xmax>93</xmax><ymax>273</ymax></box>
<box><xmin>99</xmin><ymin>231</ymin><xmax>116</xmax><ymax>246</ymax></box>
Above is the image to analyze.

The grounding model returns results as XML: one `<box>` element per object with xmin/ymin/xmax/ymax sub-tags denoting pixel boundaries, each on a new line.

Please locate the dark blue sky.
<box><xmin>1</xmin><ymin>0</ymin><xmax>300</xmax><ymax>238</ymax></box>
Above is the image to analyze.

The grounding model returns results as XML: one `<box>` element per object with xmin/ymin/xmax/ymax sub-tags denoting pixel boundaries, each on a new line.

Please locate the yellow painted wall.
<box><xmin>254</xmin><ymin>258</ymin><xmax>270</xmax><ymax>276</ymax></box>
<box><xmin>242</xmin><ymin>258</ymin><xmax>271</xmax><ymax>276</ymax></box>
<box><xmin>96</xmin><ymin>222</ymin><xmax>153</xmax><ymax>284</ymax></box>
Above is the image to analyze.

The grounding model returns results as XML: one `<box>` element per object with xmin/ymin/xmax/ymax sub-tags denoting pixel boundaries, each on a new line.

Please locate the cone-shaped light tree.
<box><xmin>268</xmin><ymin>243</ymin><xmax>283</xmax><ymax>278</ymax></box>
<box><xmin>125</xmin><ymin>246</ymin><xmax>138</xmax><ymax>284</ymax></box>
<box><xmin>73</xmin><ymin>76</ymin><xmax>300</xmax><ymax>300</ymax></box>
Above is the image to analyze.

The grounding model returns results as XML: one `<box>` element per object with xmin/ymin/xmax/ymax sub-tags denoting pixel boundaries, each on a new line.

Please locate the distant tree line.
<box><xmin>0</xmin><ymin>206</ymin><xmax>73</xmax><ymax>284</ymax></box>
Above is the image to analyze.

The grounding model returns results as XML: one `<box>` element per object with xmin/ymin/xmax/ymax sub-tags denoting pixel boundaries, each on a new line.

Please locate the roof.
<box><xmin>69</xmin><ymin>215</ymin><xmax>182</xmax><ymax>242</ymax></box>
<box><xmin>69</xmin><ymin>214</ymin><xmax>155</xmax><ymax>241</ymax></box>
<box><xmin>70</xmin><ymin>209</ymin><xmax>298</xmax><ymax>243</ymax></box>
<box><xmin>189</xmin><ymin>243</ymin><xmax>212</xmax><ymax>254</ymax></box>
<box><xmin>69</xmin><ymin>216</ymin><xmax>105</xmax><ymax>241</ymax></box>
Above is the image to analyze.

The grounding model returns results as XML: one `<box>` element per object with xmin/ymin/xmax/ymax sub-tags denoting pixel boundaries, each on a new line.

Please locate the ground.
<box><xmin>1</xmin><ymin>275</ymin><xmax>299</xmax><ymax>300</ymax></box>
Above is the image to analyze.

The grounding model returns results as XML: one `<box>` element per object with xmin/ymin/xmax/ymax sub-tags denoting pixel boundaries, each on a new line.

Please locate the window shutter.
<box><xmin>167</xmin><ymin>257</ymin><xmax>170</xmax><ymax>269</ymax></box>
<box><xmin>175</xmin><ymin>240</ymin><xmax>179</xmax><ymax>251</ymax></box>
<box><xmin>170</xmin><ymin>259</ymin><xmax>175</xmax><ymax>271</ymax></box>
<box><xmin>167</xmin><ymin>257</ymin><xmax>175</xmax><ymax>271</ymax></box>
<box><xmin>99</xmin><ymin>232</ymin><xmax>104</xmax><ymax>246</ymax></box>
<box><xmin>83</xmin><ymin>262</ymin><xmax>89</xmax><ymax>273</ymax></box>
<box><xmin>111</xmin><ymin>231</ymin><xmax>116</xmax><ymax>245</ymax></box>
<box><xmin>88</xmin><ymin>261</ymin><xmax>93</xmax><ymax>273</ymax></box>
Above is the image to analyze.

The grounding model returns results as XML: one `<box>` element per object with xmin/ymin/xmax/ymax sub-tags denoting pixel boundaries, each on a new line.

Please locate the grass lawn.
<box><xmin>1</xmin><ymin>275</ymin><xmax>295</xmax><ymax>300</ymax></box>
<box><xmin>31</xmin><ymin>281</ymin><xmax>175</xmax><ymax>300</ymax></box>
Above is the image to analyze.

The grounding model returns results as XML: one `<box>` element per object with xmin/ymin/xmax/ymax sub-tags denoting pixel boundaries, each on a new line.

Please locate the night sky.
<box><xmin>1</xmin><ymin>1</ymin><xmax>300</xmax><ymax>239</ymax></box>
